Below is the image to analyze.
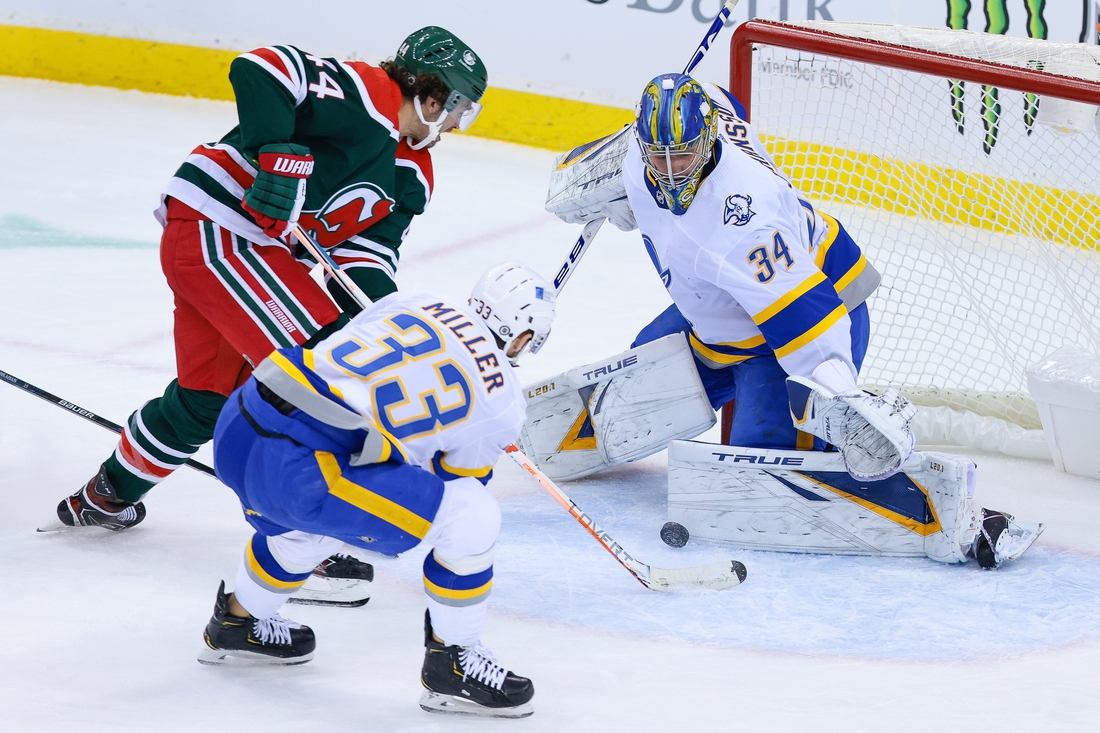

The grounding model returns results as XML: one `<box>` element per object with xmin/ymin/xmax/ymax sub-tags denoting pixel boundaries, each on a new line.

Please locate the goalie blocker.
<box><xmin>518</xmin><ymin>334</ymin><xmax>715</xmax><ymax>481</ymax></box>
<box><xmin>667</xmin><ymin>441</ymin><xmax>1043</xmax><ymax>567</ymax></box>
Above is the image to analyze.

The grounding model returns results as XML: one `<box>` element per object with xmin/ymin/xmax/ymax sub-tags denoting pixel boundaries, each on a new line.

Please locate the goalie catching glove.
<box><xmin>787</xmin><ymin>363</ymin><xmax>918</xmax><ymax>481</ymax></box>
<box><xmin>242</xmin><ymin>143</ymin><xmax>314</xmax><ymax>239</ymax></box>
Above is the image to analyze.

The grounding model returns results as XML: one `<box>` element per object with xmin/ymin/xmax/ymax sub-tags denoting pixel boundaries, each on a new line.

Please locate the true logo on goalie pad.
<box><xmin>723</xmin><ymin>194</ymin><xmax>755</xmax><ymax>226</ymax></box>
<box><xmin>579</xmin><ymin>355</ymin><xmax>638</xmax><ymax>381</ymax></box>
<box><xmin>713</xmin><ymin>452</ymin><xmax>804</xmax><ymax>466</ymax></box>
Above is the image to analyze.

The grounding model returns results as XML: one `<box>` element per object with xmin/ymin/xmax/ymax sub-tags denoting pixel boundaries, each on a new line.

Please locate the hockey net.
<box><xmin>728</xmin><ymin>21</ymin><xmax>1100</xmax><ymax>453</ymax></box>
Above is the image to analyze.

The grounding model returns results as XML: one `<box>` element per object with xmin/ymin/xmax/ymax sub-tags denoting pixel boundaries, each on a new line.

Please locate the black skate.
<box><xmin>39</xmin><ymin>464</ymin><xmax>146</xmax><ymax>532</ymax></box>
<box><xmin>419</xmin><ymin>611</ymin><xmax>534</xmax><ymax>718</ymax></box>
<box><xmin>197</xmin><ymin>581</ymin><xmax>315</xmax><ymax>666</ymax></box>
<box><xmin>968</xmin><ymin>507</ymin><xmax>1045</xmax><ymax>569</ymax></box>
<box><xmin>288</xmin><ymin>553</ymin><xmax>374</xmax><ymax>608</ymax></box>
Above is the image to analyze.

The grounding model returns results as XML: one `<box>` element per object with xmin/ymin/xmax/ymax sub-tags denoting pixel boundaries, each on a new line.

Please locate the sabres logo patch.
<box><xmin>724</xmin><ymin>194</ymin><xmax>755</xmax><ymax>226</ymax></box>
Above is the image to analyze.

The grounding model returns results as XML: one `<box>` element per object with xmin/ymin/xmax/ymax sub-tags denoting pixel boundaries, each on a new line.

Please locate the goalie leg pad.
<box><xmin>667</xmin><ymin>442</ymin><xmax>985</xmax><ymax>563</ymax></box>
<box><xmin>920</xmin><ymin>455</ymin><xmax>980</xmax><ymax>564</ymax></box>
<box><xmin>518</xmin><ymin>334</ymin><xmax>715</xmax><ymax>481</ymax></box>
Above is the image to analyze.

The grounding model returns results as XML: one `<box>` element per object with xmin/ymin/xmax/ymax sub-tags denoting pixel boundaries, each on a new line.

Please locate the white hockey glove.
<box><xmin>545</xmin><ymin>125</ymin><xmax>637</xmax><ymax>232</ymax></box>
<box><xmin>786</xmin><ymin>374</ymin><xmax>918</xmax><ymax>481</ymax></box>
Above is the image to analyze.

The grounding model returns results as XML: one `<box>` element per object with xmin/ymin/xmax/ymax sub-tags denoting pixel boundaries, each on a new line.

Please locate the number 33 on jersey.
<box><xmin>283</xmin><ymin>291</ymin><xmax>528</xmax><ymax>482</ymax></box>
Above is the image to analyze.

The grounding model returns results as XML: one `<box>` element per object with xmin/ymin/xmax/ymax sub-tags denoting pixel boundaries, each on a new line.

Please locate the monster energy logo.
<box><xmin>946</xmin><ymin>0</ymin><xmax>1049</xmax><ymax>154</ymax></box>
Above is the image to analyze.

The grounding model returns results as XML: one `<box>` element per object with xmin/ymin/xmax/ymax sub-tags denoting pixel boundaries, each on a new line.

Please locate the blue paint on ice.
<box><xmin>387</xmin><ymin>466</ymin><xmax>1100</xmax><ymax>662</ymax></box>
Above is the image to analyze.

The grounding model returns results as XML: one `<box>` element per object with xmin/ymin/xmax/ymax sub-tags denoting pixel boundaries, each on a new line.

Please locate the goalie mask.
<box><xmin>470</xmin><ymin>262</ymin><xmax>556</xmax><ymax>365</ymax></box>
<box><xmin>395</xmin><ymin>26</ymin><xmax>487</xmax><ymax>150</ymax></box>
<box><xmin>635</xmin><ymin>74</ymin><xmax>717</xmax><ymax>216</ymax></box>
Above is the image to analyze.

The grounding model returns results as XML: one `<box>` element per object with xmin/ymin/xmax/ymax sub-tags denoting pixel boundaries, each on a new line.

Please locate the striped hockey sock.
<box><xmin>103</xmin><ymin>380</ymin><xmax>226</xmax><ymax>502</ymax></box>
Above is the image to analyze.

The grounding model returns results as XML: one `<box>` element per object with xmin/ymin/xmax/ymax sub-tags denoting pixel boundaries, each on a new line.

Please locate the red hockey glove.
<box><xmin>242</xmin><ymin>143</ymin><xmax>313</xmax><ymax>239</ymax></box>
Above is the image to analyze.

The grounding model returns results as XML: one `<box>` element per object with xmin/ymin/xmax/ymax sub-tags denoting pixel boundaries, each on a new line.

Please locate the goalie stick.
<box><xmin>505</xmin><ymin>445</ymin><xmax>746</xmax><ymax>592</ymax></box>
<box><xmin>0</xmin><ymin>368</ymin><xmax>216</xmax><ymax>477</ymax></box>
<box><xmin>553</xmin><ymin>218</ymin><xmax>604</xmax><ymax>291</ymax></box>
<box><xmin>547</xmin><ymin>0</ymin><xmax>742</xmax><ymax>295</ymax></box>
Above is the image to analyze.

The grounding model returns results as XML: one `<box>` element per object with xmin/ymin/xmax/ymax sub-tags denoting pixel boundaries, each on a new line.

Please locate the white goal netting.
<box><xmin>745</xmin><ymin>22</ymin><xmax>1100</xmax><ymax>433</ymax></box>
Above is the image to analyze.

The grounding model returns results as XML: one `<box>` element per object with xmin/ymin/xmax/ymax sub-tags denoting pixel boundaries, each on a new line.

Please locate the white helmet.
<box><xmin>469</xmin><ymin>262</ymin><xmax>556</xmax><ymax>363</ymax></box>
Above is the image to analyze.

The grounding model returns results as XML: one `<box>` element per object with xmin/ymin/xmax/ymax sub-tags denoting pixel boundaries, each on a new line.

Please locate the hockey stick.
<box><xmin>505</xmin><ymin>444</ymin><xmax>746</xmax><ymax>592</ymax></box>
<box><xmin>547</xmin><ymin>0</ymin><xmax>741</xmax><ymax>294</ymax></box>
<box><xmin>290</xmin><ymin>222</ymin><xmax>746</xmax><ymax>590</ymax></box>
<box><xmin>683</xmin><ymin>0</ymin><xmax>740</xmax><ymax>76</ymax></box>
<box><xmin>552</xmin><ymin>218</ymin><xmax>604</xmax><ymax>291</ymax></box>
<box><xmin>0</xmin><ymin>367</ymin><xmax>217</xmax><ymax>477</ymax></box>
<box><xmin>2</xmin><ymin>231</ymin><xmax>372</xmax><ymax>479</ymax></box>
<box><xmin>292</xmin><ymin>224</ymin><xmax>373</xmax><ymax>310</ymax></box>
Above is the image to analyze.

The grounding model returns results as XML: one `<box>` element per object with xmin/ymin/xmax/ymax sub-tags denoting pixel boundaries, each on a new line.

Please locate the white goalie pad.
<box><xmin>517</xmin><ymin>334</ymin><xmax>715</xmax><ymax>481</ymax></box>
<box><xmin>667</xmin><ymin>441</ymin><xmax>1008</xmax><ymax>564</ymax></box>
<box><xmin>544</xmin><ymin>125</ymin><xmax>637</xmax><ymax>232</ymax></box>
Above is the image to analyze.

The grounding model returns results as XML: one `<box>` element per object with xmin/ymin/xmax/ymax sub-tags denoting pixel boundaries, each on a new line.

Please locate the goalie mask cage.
<box><xmin>723</xmin><ymin>20</ymin><xmax>1100</xmax><ymax>442</ymax></box>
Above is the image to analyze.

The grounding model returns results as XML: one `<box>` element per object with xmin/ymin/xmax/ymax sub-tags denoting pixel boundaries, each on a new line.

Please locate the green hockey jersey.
<box><xmin>158</xmin><ymin>44</ymin><xmax>433</xmax><ymax>287</ymax></box>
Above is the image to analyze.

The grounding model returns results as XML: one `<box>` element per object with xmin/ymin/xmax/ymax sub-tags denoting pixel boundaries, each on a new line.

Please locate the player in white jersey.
<box><xmin>612</xmin><ymin>74</ymin><xmax>1041</xmax><ymax>568</ymax></box>
<box><xmin>196</xmin><ymin>262</ymin><xmax>555</xmax><ymax>718</ymax></box>
<box><xmin>625</xmin><ymin>73</ymin><xmax>881</xmax><ymax>450</ymax></box>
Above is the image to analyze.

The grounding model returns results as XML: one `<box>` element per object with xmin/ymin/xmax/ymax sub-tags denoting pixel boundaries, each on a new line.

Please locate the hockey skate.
<box><xmin>39</xmin><ymin>465</ymin><xmax>146</xmax><ymax>532</ymax></box>
<box><xmin>288</xmin><ymin>553</ymin><xmax>373</xmax><ymax>607</ymax></box>
<box><xmin>419</xmin><ymin>611</ymin><xmax>534</xmax><ymax>718</ymax></box>
<box><xmin>968</xmin><ymin>508</ymin><xmax>1045</xmax><ymax>569</ymax></box>
<box><xmin>197</xmin><ymin>581</ymin><xmax>315</xmax><ymax>666</ymax></box>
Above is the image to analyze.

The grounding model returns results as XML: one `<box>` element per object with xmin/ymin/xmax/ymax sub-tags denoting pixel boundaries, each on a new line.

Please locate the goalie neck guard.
<box><xmin>635</xmin><ymin>74</ymin><xmax>717</xmax><ymax>216</ymax></box>
<box><xmin>469</xmin><ymin>262</ymin><xmax>556</xmax><ymax>364</ymax></box>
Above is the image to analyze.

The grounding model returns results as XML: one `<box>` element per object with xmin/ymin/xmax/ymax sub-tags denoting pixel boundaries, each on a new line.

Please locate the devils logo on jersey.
<box><xmin>299</xmin><ymin>182</ymin><xmax>395</xmax><ymax>247</ymax></box>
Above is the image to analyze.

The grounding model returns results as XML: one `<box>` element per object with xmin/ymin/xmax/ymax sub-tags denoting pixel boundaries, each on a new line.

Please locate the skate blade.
<box><xmin>197</xmin><ymin>646</ymin><xmax>314</xmax><ymax>667</ymax></box>
<box><xmin>287</xmin><ymin>576</ymin><xmax>370</xmax><ymax>607</ymax></box>
<box><xmin>418</xmin><ymin>690</ymin><xmax>533</xmax><ymax>719</ymax></box>
<box><xmin>997</xmin><ymin>520</ymin><xmax>1045</xmax><ymax>564</ymax></box>
<box><xmin>36</xmin><ymin>519</ymin><xmax>75</xmax><ymax>533</ymax></box>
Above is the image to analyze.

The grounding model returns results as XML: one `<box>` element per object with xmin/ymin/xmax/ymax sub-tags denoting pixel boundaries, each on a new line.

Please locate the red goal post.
<box><xmin>719</xmin><ymin>20</ymin><xmax>1100</xmax><ymax>448</ymax></box>
<box><xmin>728</xmin><ymin>20</ymin><xmax>1100</xmax><ymax>114</ymax></box>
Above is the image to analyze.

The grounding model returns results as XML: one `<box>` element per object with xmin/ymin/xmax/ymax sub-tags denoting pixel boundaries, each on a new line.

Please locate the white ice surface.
<box><xmin>2</xmin><ymin>77</ymin><xmax>1100</xmax><ymax>731</ymax></box>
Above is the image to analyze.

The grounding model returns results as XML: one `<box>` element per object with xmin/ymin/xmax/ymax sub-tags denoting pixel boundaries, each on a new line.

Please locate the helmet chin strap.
<box><xmin>408</xmin><ymin>96</ymin><xmax>445</xmax><ymax>150</ymax></box>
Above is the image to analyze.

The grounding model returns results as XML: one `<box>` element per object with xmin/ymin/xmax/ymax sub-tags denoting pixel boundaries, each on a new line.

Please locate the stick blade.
<box><xmin>643</xmin><ymin>560</ymin><xmax>747</xmax><ymax>592</ymax></box>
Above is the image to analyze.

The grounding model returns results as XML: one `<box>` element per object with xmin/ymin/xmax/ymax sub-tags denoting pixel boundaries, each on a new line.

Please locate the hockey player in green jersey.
<box><xmin>48</xmin><ymin>27</ymin><xmax>487</xmax><ymax>603</ymax></box>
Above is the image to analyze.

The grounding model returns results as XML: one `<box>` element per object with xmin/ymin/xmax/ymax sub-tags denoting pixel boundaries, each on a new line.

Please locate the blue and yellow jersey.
<box><xmin>261</xmin><ymin>291</ymin><xmax>525</xmax><ymax>483</ymax></box>
<box><xmin>623</xmin><ymin>82</ymin><xmax>879</xmax><ymax>383</ymax></box>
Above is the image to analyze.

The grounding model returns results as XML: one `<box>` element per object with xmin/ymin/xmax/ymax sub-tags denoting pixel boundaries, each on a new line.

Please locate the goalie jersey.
<box><xmin>259</xmin><ymin>291</ymin><xmax>525</xmax><ymax>483</ymax></box>
<box><xmin>623</xmin><ymin>82</ymin><xmax>880</xmax><ymax>383</ymax></box>
<box><xmin>159</xmin><ymin>45</ymin><xmax>432</xmax><ymax>280</ymax></box>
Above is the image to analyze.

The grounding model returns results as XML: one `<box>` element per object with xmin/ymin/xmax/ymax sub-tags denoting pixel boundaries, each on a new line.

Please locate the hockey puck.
<box><xmin>660</xmin><ymin>521</ymin><xmax>690</xmax><ymax>548</ymax></box>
